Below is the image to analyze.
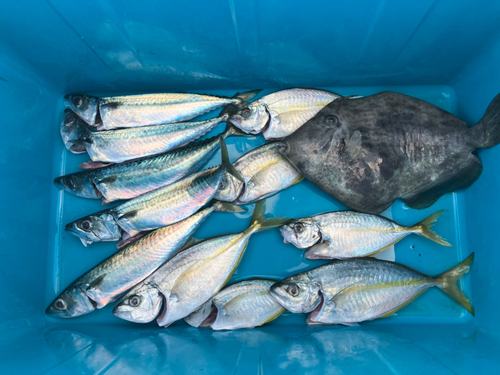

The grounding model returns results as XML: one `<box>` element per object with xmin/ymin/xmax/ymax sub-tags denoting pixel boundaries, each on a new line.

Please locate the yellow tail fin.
<box><xmin>413</xmin><ymin>210</ymin><xmax>451</xmax><ymax>246</ymax></box>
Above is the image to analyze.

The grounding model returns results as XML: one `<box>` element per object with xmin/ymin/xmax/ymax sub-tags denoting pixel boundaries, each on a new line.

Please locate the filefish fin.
<box><xmin>346</xmin><ymin>130</ymin><xmax>362</xmax><ymax>161</ymax></box>
<box><xmin>79</xmin><ymin>161</ymin><xmax>114</xmax><ymax>169</ymax></box>
<box><xmin>404</xmin><ymin>154</ymin><xmax>482</xmax><ymax>209</ymax></box>
<box><xmin>213</xmin><ymin>201</ymin><xmax>247</xmax><ymax>213</ymax></box>
<box><xmin>219</xmin><ymin>137</ymin><xmax>245</xmax><ymax>183</ymax></box>
<box><xmin>87</xmin><ymin>274</ymin><xmax>106</xmax><ymax>291</ymax></box>
<box><xmin>435</xmin><ymin>253</ymin><xmax>475</xmax><ymax>316</ymax></box>
<box><xmin>412</xmin><ymin>210</ymin><xmax>451</xmax><ymax>246</ymax></box>
<box><xmin>471</xmin><ymin>93</ymin><xmax>500</xmax><ymax>148</ymax></box>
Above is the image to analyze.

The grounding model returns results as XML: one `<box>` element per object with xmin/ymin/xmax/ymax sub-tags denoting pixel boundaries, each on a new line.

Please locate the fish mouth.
<box><xmin>279</xmin><ymin>225</ymin><xmax>294</xmax><ymax>244</ymax></box>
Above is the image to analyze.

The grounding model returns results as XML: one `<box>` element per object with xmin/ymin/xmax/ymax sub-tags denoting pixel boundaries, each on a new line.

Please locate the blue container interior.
<box><xmin>1</xmin><ymin>1</ymin><xmax>499</xmax><ymax>373</ymax></box>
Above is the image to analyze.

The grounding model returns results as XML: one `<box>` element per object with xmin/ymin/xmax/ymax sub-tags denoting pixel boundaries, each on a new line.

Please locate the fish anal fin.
<box><xmin>404</xmin><ymin>154</ymin><xmax>483</xmax><ymax>210</ymax></box>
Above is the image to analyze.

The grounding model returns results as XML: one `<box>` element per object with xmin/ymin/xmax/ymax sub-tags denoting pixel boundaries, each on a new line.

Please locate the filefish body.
<box><xmin>229</xmin><ymin>88</ymin><xmax>340</xmax><ymax>140</ymax></box>
<box><xmin>80</xmin><ymin>115</ymin><xmax>228</xmax><ymax>163</ymax></box>
<box><xmin>46</xmin><ymin>206</ymin><xmax>217</xmax><ymax>318</ymax></box>
<box><xmin>65</xmin><ymin>93</ymin><xmax>242</xmax><ymax>130</ymax></box>
<box><xmin>55</xmin><ymin>135</ymin><xmax>224</xmax><ymax>203</ymax></box>
<box><xmin>185</xmin><ymin>279</ymin><xmax>285</xmax><ymax>330</ymax></box>
<box><xmin>281</xmin><ymin>92</ymin><xmax>500</xmax><ymax>214</ymax></box>
<box><xmin>279</xmin><ymin>210</ymin><xmax>449</xmax><ymax>260</ymax></box>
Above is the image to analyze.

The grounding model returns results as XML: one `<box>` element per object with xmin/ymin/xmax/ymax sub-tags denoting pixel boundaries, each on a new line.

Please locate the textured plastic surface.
<box><xmin>1</xmin><ymin>1</ymin><xmax>499</xmax><ymax>374</ymax></box>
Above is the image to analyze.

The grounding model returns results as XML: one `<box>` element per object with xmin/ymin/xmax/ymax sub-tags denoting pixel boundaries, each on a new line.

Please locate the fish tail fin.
<box><xmin>434</xmin><ymin>253</ymin><xmax>475</xmax><ymax>316</ymax></box>
<box><xmin>213</xmin><ymin>200</ymin><xmax>247</xmax><ymax>213</ymax></box>
<box><xmin>219</xmin><ymin>137</ymin><xmax>245</xmax><ymax>183</ymax></box>
<box><xmin>232</xmin><ymin>89</ymin><xmax>262</xmax><ymax>104</ymax></box>
<box><xmin>246</xmin><ymin>200</ymin><xmax>290</xmax><ymax>234</ymax></box>
<box><xmin>470</xmin><ymin>93</ymin><xmax>500</xmax><ymax>148</ymax></box>
<box><xmin>222</xmin><ymin>122</ymin><xmax>253</xmax><ymax>139</ymax></box>
<box><xmin>412</xmin><ymin>210</ymin><xmax>451</xmax><ymax>246</ymax></box>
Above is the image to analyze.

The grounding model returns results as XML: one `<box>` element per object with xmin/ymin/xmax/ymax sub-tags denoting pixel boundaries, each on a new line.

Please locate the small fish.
<box><xmin>113</xmin><ymin>200</ymin><xmax>288</xmax><ymax>326</ymax></box>
<box><xmin>229</xmin><ymin>88</ymin><xmax>341</xmax><ymax>140</ymax></box>
<box><xmin>214</xmin><ymin>142</ymin><xmax>303</xmax><ymax>204</ymax></box>
<box><xmin>60</xmin><ymin>109</ymin><xmax>90</xmax><ymax>153</ymax></box>
<box><xmin>184</xmin><ymin>279</ymin><xmax>285</xmax><ymax>330</ymax></box>
<box><xmin>280</xmin><ymin>92</ymin><xmax>500</xmax><ymax>214</ymax></box>
<box><xmin>72</xmin><ymin>115</ymin><xmax>228</xmax><ymax>163</ymax></box>
<box><xmin>55</xmin><ymin>125</ymin><xmax>245</xmax><ymax>204</ymax></box>
<box><xmin>270</xmin><ymin>254</ymin><xmax>474</xmax><ymax>325</ymax></box>
<box><xmin>280</xmin><ymin>210</ymin><xmax>450</xmax><ymax>260</ymax></box>
<box><xmin>65</xmin><ymin>90</ymin><xmax>261</xmax><ymax>130</ymax></box>
<box><xmin>47</xmin><ymin>202</ymin><xmax>237</xmax><ymax>318</ymax></box>
<box><xmin>65</xmin><ymin>137</ymin><xmax>244</xmax><ymax>245</ymax></box>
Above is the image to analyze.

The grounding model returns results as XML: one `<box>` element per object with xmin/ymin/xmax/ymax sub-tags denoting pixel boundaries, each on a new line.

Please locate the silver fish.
<box><xmin>185</xmin><ymin>279</ymin><xmax>285</xmax><ymax>330</ymax></box>
<box><xmin>74</xmin><ymin>115</ymin><xmax>228</xmax><ymax>163</ymax></box>
<box><xmin>47</xmin><ymin>202</ymin><xmax>234</xmax><ymax>318</ymax></box>
<box><xmin>280</xmin><ymin>210</ymin><xmax>450</xmax><ymax>260</ymax></box>
<box><xmin>214</xmin><ymin>142</ymin><xmax>303</xmax><ymax>204</ymax></box>
<box><xmin>60</xmin><ymin>109</ymin><xmax>90</xmax><ymax>154</ymax></box>
<box><xmin>113</xmin><ymin>201</ymin><xmax>288</xmax><ymax>326</ymax></box>
<box><xmin>65</xmin><ymin>137</ymin><xmax>244</xmax><ymax>245</ymax></box>
<box><xmin>55</xmin><ymin>125</ymin><xmax>244</xmax><ymax>204</ymax></box>
<box><xmin>229</xmin><ymin>88</ymin><xmax>341</xmax><ymax>140</ymax></box>
<box><xmin>65</xmin><ymin>90</ymin><xmax>261</xmax><ymax>130</ymax></box>
<box><xmin>270</xmin><ymin>254</ymin><xmax>475</xmax><ymax>325</ymax></box>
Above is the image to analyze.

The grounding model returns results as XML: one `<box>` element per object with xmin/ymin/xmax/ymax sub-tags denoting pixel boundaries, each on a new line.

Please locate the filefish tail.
<box><xmin>413</xmin><ymin>210</ymin><xmax>451</xmax><ymax>246</ymax></box>
<box><xmin>434</xmin><ymin>253</ymin><xmax>475</xmax><ymax>316</ymax></box>
<box><xmin>471</xmin><ymin>93</ymin><xmax>500</xmax><ymax>148</ymax></box>
<box><xmin>246</xmin><ymin>200</ymin><xmax>290</xmax><ymax>233</ymax></box>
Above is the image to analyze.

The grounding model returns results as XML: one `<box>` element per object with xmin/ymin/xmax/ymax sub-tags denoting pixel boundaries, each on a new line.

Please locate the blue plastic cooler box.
<box><xmin>1</xmin><ymin>1</ymin><xmax>499</xmax><ymax>373</ymax></box>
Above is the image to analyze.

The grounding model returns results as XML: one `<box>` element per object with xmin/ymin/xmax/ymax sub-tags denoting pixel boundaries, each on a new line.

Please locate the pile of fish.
<box><xmin>48</xmin><ymin>87</ymin><xmax>491</xmax><ymax>329</ymax></box>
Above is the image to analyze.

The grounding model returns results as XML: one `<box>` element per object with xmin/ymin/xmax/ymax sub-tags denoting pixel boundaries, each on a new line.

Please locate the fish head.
<box><xmin>229</xmin><ymin>102</ymin><xmax>269</xmax><ymax>134</ymax></box>
<box><xmin>65</xmin><ymin>211</ymin><xmax>121</xmax><ymax>246</ymax></box>
<box><xmin>113</xmin><ymin>283</ymin><xmax>163</xmax><ymax>323</ymax></box>
<box><xmin>54</xmin><ymin>173</ymin><xmax>101</xmax><ymax>199</ymax></box>
<box><xmin>279</xmin><ymin>218</ymin><xmax>321</xmax><ymax>248</ymax></box>
<box><xmin>60</xmin><ymin>109</ymin><xmax>91</xmax><ymax>153</ymax></box>
<box><xmin>46</xmin><ymin>286</ymin><xmax>96</xmax><ymax>318</ymax></box>
<box><xmin>213</xmin><ymin>171</ymin><xmax>244</xmax><ymax>202</ymax></box>
<box><xmin>64</xmin><ymin>94</ymin><xmax>99</xmax><ymax>126</ymax></box>
<box><xmin>270</xmin><ymin>274</ymin><xmax>321</xmax><ymax>313</ymax></box>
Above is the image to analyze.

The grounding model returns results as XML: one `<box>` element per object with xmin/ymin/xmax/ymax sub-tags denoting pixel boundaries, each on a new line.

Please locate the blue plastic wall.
<box><xmin>1</xmin><ymin>1</ymin><xmax>499</xmax><ymax>373</ymax></box>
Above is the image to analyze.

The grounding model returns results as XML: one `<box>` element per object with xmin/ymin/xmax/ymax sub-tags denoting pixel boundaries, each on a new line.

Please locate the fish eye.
<box><xmin>325</xmin><ymin>115</ymin><xmax>338</xmax><ymax>125</ymax></box>
<box><xmin>54</xmin><ymin>299</ymin><xmax>67</xmax><ymax>311</ymax></box>
<box><xmin>219</xmin><ymin>181</ymin><xmax>226</xmax><ymax>189</ymax></box>
<box><xmin>130</xmin><ymin>296</ymin><xmax>141</xmax><ymax>307</ymax></box>
<box><xmin>241</xmin><ymin>108</ymin><xmax>252</xmax><ymax>118</ymax></box>
<box><xmin>287</xmin><ymin>284</ymin><xmax>300</xmax><ymax>297</ymax></box>
<box><xmin>72</xmin><ymin>96</ymin><xmax>83</xmax><ymax>107</ymax></box>
<box><xmin>294</xmin><ymin>223</ymin><xmax>304</xmax><ymax>233</ymax></box>
<box><xmin>65</xmin><ymin>114</ymin><xmax>76</xmax><ymax>126</ymax></box>
<box><xmin>80</xmin><ymin>220</ymin><xmax>92</xmax><ymax>231</ymax></box>
<box><xmin>64</xmin><ymin>177</ymin><xmax>75</xmax><ymax>190</ymax></box>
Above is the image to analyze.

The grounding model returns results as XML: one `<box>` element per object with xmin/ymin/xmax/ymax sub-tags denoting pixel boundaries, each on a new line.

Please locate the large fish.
<box><xmin>46</xmin><ymin>202</ymin><xmax>239</xmax><ymax>318</ymax></box>
<box><xmin>65</xmin><ymin>137</ymin><xmax>244</xmax><ymax>246</ymax></box>
<box><xmin>214</xmin><ymin>142</ymin><xmax>303</xmax><ymax>204</ymax></box>
<box><xmin>184</xmin><ymin>279</ymin><xmax>285</xmax><ymax>330</ymax></box>
<box><xmin>271</xmin><ymin>254</ymin><xmax>474</xmax><ymax>325</ymax></box>
<box><xmin>280</xmin><ymin>210</ymin><xmax>450</xmax><ymax>260</ymax></box>
<box><xmin>55</xmin><ymin>125</ymin><xmax>244</xmax><ymax>204</ymax></box>
<box><xmin>73</xmin><ymin>115</ymin><xmax>228</xmax><ymax>163</ymax></box>
<box><xmin>65</xmin><ymin>90</ymin><xmax>260</xmax><ymax>130</ymax></box>
<box><xmin>229</xmin><ymin>88</ymin><xmax>341</xmax><ymax>140</ymax></box>
<box><xmin>280</xmin><ymin>92</ymin><xmax>500</xmax><ymax>214</ymax></box>
<box><xmin>112</xmin><ymin>201</ymin><xmax>288</xmax><ymax>326</ymax></box>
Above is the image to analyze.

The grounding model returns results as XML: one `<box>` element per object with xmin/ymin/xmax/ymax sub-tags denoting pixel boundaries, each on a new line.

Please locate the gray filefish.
<box><xmin>65</xmin><ymin>137</ymin><xmax>244</xmax><ymax>245</ymax></box>
<box><xmin>73</xmin><ymin>114</ymin><xmax>228</xmax><ymax>163</ymax></box>
<box><xmin>65</xmin><ymin>90</ymin><xmax>261</xmax><ymax>130</ymax></box>
<box><xmin>113</xmin><ymin>200</ymin><xmax>288</xmax><ymax>326</ymax></box>
<box><xmin>184</xmin><ymin>279</ymin><xmax>285</xmax><ymax>330</ymax></box>
<box><xmin>229</xmin><ymin>88</ymin><xmax>341</xmax><ymax>140</ymax></box>
<box><xmin>60</xmin><ymin>109</ymin><xmax>90</xmax><ymax>154</ymax></box>
<box><xmin>55</xmin><ymin>125</ymin><xmax>245</xmax><ymax>204</ymax></box>
<box><xmin>280</xmin><ymin>92</ymin><xmax>500</xmax><ymax>214</ymax></box>
<box><xmin>47</xmin><ymin>202</ymin><xmax>238</xmax><ymax>318</ymax></box>
<box><xmin>270</xmin><ymin>254</ymin><xmax>474</xmax><ymax>325</ymax></box>
<box><xmin>280</xmin><ymin>210</ymin><xmax>450</xmax><ymax>260</ymax></box>
<box><xmin>214</xmin><ymin>142</ymin><xmax>303</xmax><ymax>204</ymax></box>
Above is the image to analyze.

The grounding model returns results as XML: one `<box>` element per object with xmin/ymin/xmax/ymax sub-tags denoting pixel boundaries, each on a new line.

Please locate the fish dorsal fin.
<box><xmin>87</xmin><ymin>274</ymin><xmax>106</xmax><ymax>291</ymax></box>
<box><xmin>345</xmin><ymin>130</ymin><xmax>362</xmax><ymax>162</ymax></box>
<box><xmin>404</xmin><ymin>154</ymin><xmax>482</xmax><ymax>209</ymax></box>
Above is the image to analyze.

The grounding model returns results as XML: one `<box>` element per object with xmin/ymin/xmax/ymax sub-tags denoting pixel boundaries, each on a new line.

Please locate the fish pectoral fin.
<box><xmin>403</xmin><ymin>154</ymin><xmax>483</xmax><ymax>210</ymax></box>
<box><xmin>179</xmin><ymin>237</ymin><xmax>203</xmax><ymax>251</ymax></box>
<box><xmin>345</xmin><ymin>130</ymin><xmax>362</xmax><ymax>162</ymax></box>
<box><xmin>328</xmin><ymin>281</ymin><xmax>365</xmax><ymax>302</ymax></box>
<box><xmin>87</xmin><ymin>274</ymin><xmax>106</xmax><ymax>291</ymax></box>
<box><xmin>117</xmin><ymin>210</ymin><xmax>138</xmax><ymax>222</ymax></box>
